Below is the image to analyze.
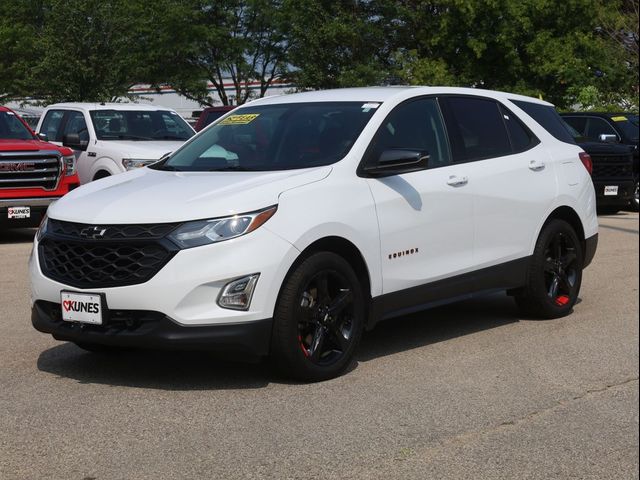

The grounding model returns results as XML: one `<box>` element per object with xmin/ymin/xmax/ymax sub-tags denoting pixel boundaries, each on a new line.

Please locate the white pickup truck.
<box><xmin>36</xmin><ymin>103</ymin><xmax>195</xmax><ymax>184</ymax></box>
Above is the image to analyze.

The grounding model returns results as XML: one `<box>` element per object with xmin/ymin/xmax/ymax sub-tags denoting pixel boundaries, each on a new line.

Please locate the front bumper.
<box><xmin>0</xmin><ymin>197</ymin><xmax>60</xmax><ymax>228</ymax></box>
<box><xmin>32</xmin><ymin>300</ymin><xmax>272</xmax><ymax>355</ymax></box>
<box><xmin>30</xmin><ymin>226</ymin><xmax>300</xmax><ymax>333</ymax></box>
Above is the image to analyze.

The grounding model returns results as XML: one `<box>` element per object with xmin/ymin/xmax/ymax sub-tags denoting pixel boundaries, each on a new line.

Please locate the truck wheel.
<box><xmin>515</xmin><ymin>219</ymin><xmax>583</xmax><ymax>319</ymax></box>
<box><xmin>631</xmin><ymin>179</ymin><xmax>639</xmax><ymax>211</ymax></box>
<box><xmin>270</xmin><ymin>252</ymin><xmax>366</xmax><ymax>382</ymax></box>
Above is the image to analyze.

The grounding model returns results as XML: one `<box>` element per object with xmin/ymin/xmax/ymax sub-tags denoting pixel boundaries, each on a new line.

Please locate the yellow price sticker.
<box><xmin>219</xmin><ymin>114</ymin><xmax>260</xmax><ymax>125</ymax></box>
<box><xmin>611</xmin><ymin>116</ymin><xmax>627</xmax><ymax>122</ymax></box>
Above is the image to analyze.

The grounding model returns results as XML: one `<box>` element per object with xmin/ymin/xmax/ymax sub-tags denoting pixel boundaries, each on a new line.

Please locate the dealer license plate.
<box><xmin>604</xmin><ymin>185</ymin><xmax>619</xmax><ymax>196</ymax></box>
<box><xmin>7</xmin><ymin>206</ymin><xmax>30</xmax><ymax>219</ymax></box>
<box><xmin>61</xmin><ymin>291</ymin><xmax>103</xmax><ymax>325</ymax></box>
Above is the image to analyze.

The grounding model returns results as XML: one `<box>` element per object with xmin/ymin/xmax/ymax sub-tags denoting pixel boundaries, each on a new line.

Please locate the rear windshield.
<box><xmin>152</xmin><ymin>102</ymin><xmax>379</xmax><ymax>172</ymax></box>
<box><xmin>0</xmin><ymin>111</ymin><xmax>33</xmax><ymax>140</ymax></box>
<box><xmin>511</xmin><ymin>100</ymin><xmax>576</xmax><ymax>145</ymax></box>
<box><xmin>90</xmin><ymin>110</ymin><xmax>194</xmax><ymax>141</ymax></box>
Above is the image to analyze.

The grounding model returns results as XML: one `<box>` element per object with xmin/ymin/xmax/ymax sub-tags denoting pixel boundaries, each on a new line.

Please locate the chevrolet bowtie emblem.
<box><xmin>80</xmin><ymin>226</ymin><xmax>107</xmax><ymax>239</ymax></box>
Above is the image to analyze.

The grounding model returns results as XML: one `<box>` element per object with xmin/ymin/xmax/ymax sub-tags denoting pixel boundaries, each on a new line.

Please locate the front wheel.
<box><xmin>270</xmin><ymin>252</ymin><xmax>366</xmax><ymax>382</ymax></box>
<box><xmin>515</xmin><ymin>219</ymin><xmax>583</xmax><ymax>319</ymax></box>
<box><xmin>631</xmin><ymin>178</ymin><xmax>639</xmax><ymax>211</ymax></box>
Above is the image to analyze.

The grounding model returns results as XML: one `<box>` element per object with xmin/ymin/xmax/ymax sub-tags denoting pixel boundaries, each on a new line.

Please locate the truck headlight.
<box><xmin>168</xmin><ymin>206</ymin><xmax>277</xmax><ymax>249</ymax></box>
<box><xmin>122</xmin><ymin>158</ymin><xmax>160</xmax><ymax>170</ymax></box>
<box><xmin>63</xmin><ymin>155</ymin><xmax>76</xmax><ymax>176</ymax></box>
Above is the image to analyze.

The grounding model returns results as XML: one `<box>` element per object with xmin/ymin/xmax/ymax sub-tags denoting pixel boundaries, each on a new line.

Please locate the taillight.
<box><xmin>579</xmin><ymin>151</ymin><xmax>593</xmax><ymax>175</ymax></box>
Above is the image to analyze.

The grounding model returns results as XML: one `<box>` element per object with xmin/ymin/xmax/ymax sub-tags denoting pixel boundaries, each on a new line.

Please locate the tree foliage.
<box><xmin>0</xmin><ymin>0</ymin><xmax>638</xmax><ymax>110</ymax></box>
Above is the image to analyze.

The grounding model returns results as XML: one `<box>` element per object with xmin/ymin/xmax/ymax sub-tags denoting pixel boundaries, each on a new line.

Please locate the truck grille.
<box><xmin>0</xmin><ymin>151</ymin><xmax>62</xmax><ymax>190</ymax></box>
<box><xmin>591</xmin><ymin>154</ymin><xmax>634</xmax><ymax>179</ymax></box>
<box><xmin>39</xmin><ymin>220</ymin><xmax>179</xmax><ymax>288</ymax></box>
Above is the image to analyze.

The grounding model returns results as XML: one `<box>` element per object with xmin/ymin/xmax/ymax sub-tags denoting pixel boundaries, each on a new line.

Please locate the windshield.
<box><xmin>0</xmin><ymin>111</ymin><xmax>34</xmax><ymax>140</ymax></box>
<box><xmin>90</xmin><ymin>110</ymin><xmax>194</xmax><ymax>141</ymax></box>
<box><xmin>152</xmin><ymin>102</ymin><xmax>379</xmax><ymax>172</ymax></box>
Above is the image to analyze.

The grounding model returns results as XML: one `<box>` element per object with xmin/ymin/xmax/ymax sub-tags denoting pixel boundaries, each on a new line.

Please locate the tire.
<box><xmin>515</xmin><ymin>219</ymin><xmax>583</xmax><ymax>319</ymax></box>
<box><xmin>270</xmin><ymin>252</ymin><xmax>366</xmax><ymax>382</ymax></box>
<box><xmin>73</xmin><ymin>342</ymin><xmax>125</xmax><ymax>353</ymax></box>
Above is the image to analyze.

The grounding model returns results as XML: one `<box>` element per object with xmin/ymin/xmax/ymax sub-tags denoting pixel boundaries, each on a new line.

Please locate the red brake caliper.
<box><xmin>555</xmin><ymin>295</ymin><xmax>570</xmax><ymax>306</ymax></box>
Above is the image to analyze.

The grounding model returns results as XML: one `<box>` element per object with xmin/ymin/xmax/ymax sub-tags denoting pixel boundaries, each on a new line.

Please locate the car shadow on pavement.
<box><xmin>36</xmin><ymin>293</ymin><xmax>521</xmax><ymax>390</ymax></box>
<box><xmin>357</xmin><ymin>292</ymin><xmax>519</xmax><ymax>362</ymax></box>
<box><xmin>0</xmin><ymin>228</ymin><xmax>36</xmax><ymax>244</ymax></box>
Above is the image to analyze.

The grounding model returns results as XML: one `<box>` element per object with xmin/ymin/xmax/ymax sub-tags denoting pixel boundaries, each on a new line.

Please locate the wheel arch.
<box><xmin>541</xmin><ymin>205</ymin><xmax>586</xmax><ymax>254</ymax></box>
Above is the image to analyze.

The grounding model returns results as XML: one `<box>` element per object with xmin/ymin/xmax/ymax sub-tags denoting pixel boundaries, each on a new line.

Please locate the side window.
<box><xmin>585</xmin><ymin>117</ymin><xmax>618</xmax><ymax>141</ymax></box>
<box><xmin>511</xmin><ymin>100</ymin><xmax>576</xmax><ymax>145</ymax></box>
<box><xmin>367</xmin><ymin>98</ymin><xmax>451</xmax><ymax>169</ymax></box>
<box><xmin>563</xmin><ymin>116</ymin><xmax>587</xmax><ymax>136</ymax></box>
<box><xmin>61</xmin><ymin>111</ymin><xmax>89</xmax><ymax>143</ymax></box>
<box><xmin>499</xmin><ymin>104</ymin><xmax>538</xmax><ymax>152</ymax></box>
<box><xmin>442</xmin><ymin>97</ymin><xmax>512</xmax><ymax>162</ymax></box>
<box><xmin>40</xmin><ymin>110</ymin><xmax>65</xmax><ymax>142</ymax></box>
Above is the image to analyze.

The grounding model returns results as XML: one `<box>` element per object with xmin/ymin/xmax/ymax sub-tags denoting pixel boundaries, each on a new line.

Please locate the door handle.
<box><xmin>446</xmin><ymin>175</ymin><xmax>468</xmax><ymax>187</ymax></box>
<box><xmin>528</xmin><ymin>160</ymin><xmax>546</xmax><ymax>171</ymax></box>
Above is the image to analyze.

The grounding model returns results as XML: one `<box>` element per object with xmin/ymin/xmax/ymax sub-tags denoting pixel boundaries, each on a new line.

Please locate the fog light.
<box><xmin>217</xmin><ymin>274</ymin><xmax>259</xmax><ymax>310</ymax></box>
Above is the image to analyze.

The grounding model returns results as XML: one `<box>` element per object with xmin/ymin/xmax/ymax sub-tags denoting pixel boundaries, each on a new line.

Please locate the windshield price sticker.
<box><xmin>611</xmin><ymin>116</ymin><xmax>627</xmax><ymax>122</ymax></box>
<box><xmin>220</xmin><ymin>114</ymin><xmax>260</xmax><ymax>125</ymax></box>
<box><xmin>361</xmin><ymin>103</ymin><xmax>381</xmax><ymax>112</ymax></box>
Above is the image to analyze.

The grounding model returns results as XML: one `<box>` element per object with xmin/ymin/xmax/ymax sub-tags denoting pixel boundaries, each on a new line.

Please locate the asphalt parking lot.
<box><xmin>0</xmin><ymin>212</ymin><xmax>638</xmax><ymax>480</ymax></box>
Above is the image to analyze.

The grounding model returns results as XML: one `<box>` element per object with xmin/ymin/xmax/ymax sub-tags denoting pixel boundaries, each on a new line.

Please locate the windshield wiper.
<box><xmin>100</xmin><ymin>134</ymin><xmax>153</xmax><ymax>141</ymax></box>
<box><xmin>207</xmin><ymin>166</ymin><xmax>256</xmax><ymax>172</ymax></box>
<box><xmin>155</xmin><ymin>135</ymin><xmax>189</xmax><ymax>140</ymax></box>
<box><xmin>155</xmin><ymin>164</ymin><xmax>183</xmax><ymax>171</ymax></box>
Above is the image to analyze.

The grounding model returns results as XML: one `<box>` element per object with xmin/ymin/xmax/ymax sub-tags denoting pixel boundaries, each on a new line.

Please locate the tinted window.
<box><xmin>40</xmin><ymin>110</ymin><xmax>65</xmax><ymax>142</ymax></box>
<box><xmin>443</xmin><ymin>97</ymin><xmax>511</xmax><ymax>162</ymax></box>
<box><xmin>61</xmin><ymin>111</ymin><xmax>90</xmax><ymax>143</ymax></box>
<box><xmin>499</xmin><ymin>105</ymin><xmax>537</xmax><ymax>152</ymax></box>
<box><xmin>0</xmin><ymin>111</ymin><xmax>33</xmax><ymax>140</ymax></box>
<box><xmin>511</xmin><ymin>100</ymin><xmax>576</xmax><ymax>145</ymax></box>
<box><xmin>612</xmin><ymin>116</ymin><xmax>639</xmax><ymax>142</ymax></box>
<box><xmin>584</xmin><ymin>117</ymin><xmax>618</xmax><ymax>141</ymax></box>
<box><xmin>89</xmin><ymin>110</ymin><xmax>194</xmax><ymax>141</ymax></box>
<box><xmin>154</xmin><ymin>102</ymin><xmax>377</xmax><ymax>172</ymax></box>
<box><xmin>366</xmin><ymin>98</ymin><xmax>450</xmax><ymax>169</ymax></box>
<box><xmin>562</xmin><ymin>116</ymin><xmax>587</xmax><ymax>136</ymax></box>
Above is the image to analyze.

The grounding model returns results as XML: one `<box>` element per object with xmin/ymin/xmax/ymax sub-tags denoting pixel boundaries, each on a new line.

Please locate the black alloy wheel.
<box><xmin>543</xmin><ymin>232</ymin><xmax>579</xmax><ymax>307</ymax></box>
<box><xmin>515</xmin><ymin>219</ymin><xmax>583</xmax><ymax>319</ymax></box>
<box><xmin>297</xmin><ymin>270</ymin><xmax>355</xmax><ymax>366</ymax></box>
<box><xmin>271</xmin><ymin>252</ymin><xmax>365</xmax><ymax>381</ymax></box>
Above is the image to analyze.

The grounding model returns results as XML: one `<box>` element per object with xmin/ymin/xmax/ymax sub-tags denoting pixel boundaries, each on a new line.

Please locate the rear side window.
<box><xmin>585</xmin><ymin>117</ymin><xmax>619</xmax><ymax>141</ymax></box>
<box><xmin>441</xmin><ymin>97</ymin><xmax>512</xmax><ymax>162</ymax></box>
<box><xmin>511</xmin><ymin>100</ymin><xmax>576</xmax><ymax>145</ymax></box>
<box><xmin>562</xmin><ymin>116</ymin><xmax>587</xmax><ymax>136</ymax></box>
<box><xmin>499</xmin><ymin>105</ymin><xmax>538</xmax><ymax>152</ymax></box>
<box><xmin>40</xmin><ymin>110</ymin><xmax>65</xmax><ymax>142</ymax></box>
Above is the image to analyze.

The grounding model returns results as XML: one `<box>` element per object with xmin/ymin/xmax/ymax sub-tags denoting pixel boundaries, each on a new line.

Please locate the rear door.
<box><xmin>440</xmin><ymin>96</ymin><xmax>555</xmax><ymax>269</ymax></box>
<box><xmin>363</xmin><ymin>97</ymin><xmax>475</xmax><ymax>297</ymax></box>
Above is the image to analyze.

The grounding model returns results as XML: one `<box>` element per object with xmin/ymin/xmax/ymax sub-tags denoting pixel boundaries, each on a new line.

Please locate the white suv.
<box><xmin>36</xmin><ymin>103</ymin><xmax>195</xmax><ymax>184</ymax></box>
<box><xmin>30</xmin><ymin>87</ymin><xmax>598</xmax><ymax>381</ymax></box>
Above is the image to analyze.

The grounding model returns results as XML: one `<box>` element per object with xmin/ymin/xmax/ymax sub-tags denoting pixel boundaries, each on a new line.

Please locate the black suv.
<box><xmin>562</xmin><ymin>112</ymin><xmax>639</xmax><ymax>211</ymax></box>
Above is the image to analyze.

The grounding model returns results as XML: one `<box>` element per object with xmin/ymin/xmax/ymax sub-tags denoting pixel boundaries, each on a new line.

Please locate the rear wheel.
<box><xmin>270</xmin><ymin>252</ymin><xmax>365</xmax><ymax>382</ymax></box>
<box><xmin>515</xmin><ymin>219</ymin><xmax>583</xmax><ymax>319</ymax></box>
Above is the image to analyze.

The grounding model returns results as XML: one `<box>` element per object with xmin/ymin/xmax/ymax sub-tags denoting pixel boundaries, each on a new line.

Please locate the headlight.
<box><xmin>122</xmin><ymin>158</ymin><xmax>160</xmax><ymax>170</ymax></box>
<box><xmin>36</xmin><ymin>214</ymin><xmax>48</xmax><ymax>242</ymax></box>
<box><xmin>63</xmin><ymin>155</ymin><xmax>76</xmax><ymax>176</ymax></box>
<box><xmin>168</xmin><ymin>206</ymin><xmax>277</xmax><ymax>249</ymax></box>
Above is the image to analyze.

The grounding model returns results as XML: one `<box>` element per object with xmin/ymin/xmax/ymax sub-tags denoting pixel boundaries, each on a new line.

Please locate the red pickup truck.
<box><xmin>1</xmin><ymin>106</ymin><xmax>80</xmax><ymax>229</ymax></box>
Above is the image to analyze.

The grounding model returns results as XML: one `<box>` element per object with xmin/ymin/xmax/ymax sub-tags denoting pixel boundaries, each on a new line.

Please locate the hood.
<box><xmin>48</xmin><ymin>166</ymin><xmax>332</xmax><ymax>224</ymax></box>
<box><xmin>99</xmin><ymin>140</ymin><xmax>186</xmax><ymax>159</ymax></box>
<box><xmin>0</xmin><ymin>138</ymin><xmax>65</xmax><ymax>153</ymax></box>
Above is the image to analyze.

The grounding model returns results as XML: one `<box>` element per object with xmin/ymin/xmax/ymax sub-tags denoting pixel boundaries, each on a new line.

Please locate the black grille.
<box><xmin>39</xmin><ymin>219</ymin><xmax>179</xmax><ymax>288</ymax></box>
<box><xmin>48</xmin><ymin>218</ymin><xmax>178</xmax><ymax>239</ymax></box>
<box><xmin>591</xmin><ymin>159</ymin><xmax>633</xmax><ymax>179</ymax></box>
<box><xmin>0</xmin><ymin>151</ymin><xmax>61</xmax><ymax>190</ymax></box>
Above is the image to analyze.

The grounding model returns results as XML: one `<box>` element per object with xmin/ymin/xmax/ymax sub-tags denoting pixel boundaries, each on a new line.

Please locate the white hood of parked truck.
<box><xmin>48</xmin><ymin>166</ymin><xmax>331</xmax><ymax>224</ymax></box>
<box><xmin>98</xmin><ymin>140</ymin><xmax>186</xmax><ymax>160</ymax></box>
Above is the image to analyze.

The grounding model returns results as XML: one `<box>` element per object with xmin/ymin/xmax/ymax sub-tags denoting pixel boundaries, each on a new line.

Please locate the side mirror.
<box><xmin>63</xmin><ymin>133</ymin><xmax>88</xmax><ymax>151</ymax></box>
<box><xmin>599</xmin><ymin>133</ymin><xmax>617</xmax><ymax>143</ymax></box>
<box><xmin>363</xmin><ymin>149</ymin><xmax>430</xmax><ymax>178</ymax></box>
<box><xmin>37</xmin><ymin>132</ymin><xmax>48</xmax><ymax>142</ymax></box>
